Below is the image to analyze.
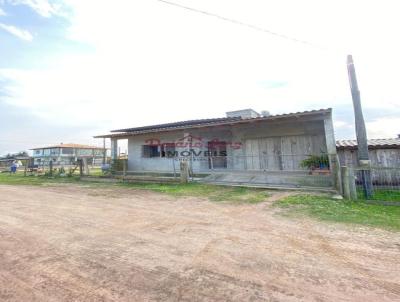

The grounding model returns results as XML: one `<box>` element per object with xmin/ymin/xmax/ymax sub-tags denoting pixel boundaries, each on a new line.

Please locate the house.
<box><xmin>336</xmin><ymin>137</ymin><xmax>400</xmax><ymax>168</ymax></box>
<box><xmin>31</xmin><ymin>143</ymin><xmax>106</xmax><ymax>166</ymax></box>
<box><xmin>95</xmin><ymin>108</ymin><xmax>340</xmax><ymax>189</ymax></box>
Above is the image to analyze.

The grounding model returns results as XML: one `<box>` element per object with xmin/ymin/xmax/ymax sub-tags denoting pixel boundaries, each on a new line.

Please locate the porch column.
<box><xmin>110</xmin><ymin>138</ymin><xmax>118</xmax><ymax>160</ymax></box>
<box><xmin>324</xmin><ymin>114</ymin><xmax>343</xmax><ymax>194</ymax></box>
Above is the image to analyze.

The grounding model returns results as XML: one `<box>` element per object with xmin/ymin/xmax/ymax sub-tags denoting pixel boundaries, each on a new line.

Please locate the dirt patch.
<box><xmin>265</xmin><ymin>191</ymin><xmax>296</xmax><ymax>202</ymax></box>
<box><xmin>0</xmin><ymin>184</ymin><xmax>399</xmax><ymax>301</ymax></box>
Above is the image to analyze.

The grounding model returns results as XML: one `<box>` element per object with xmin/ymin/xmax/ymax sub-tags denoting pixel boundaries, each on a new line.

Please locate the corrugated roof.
<box><xmin>31</xmin><ymin>143</ymin><xmax>105</xmax><ymax>150</ymax></box>
<box><xmin>95</xmin><ymin>108</ymin><xmax>331</xmax><ymax>138</ymax></box>
<box><xmin>111</xmin><ymin>117</ymin><xmax>242</xmax><ymax>133</ymax></box>
<box><xmin>336</xmin><ymin>138</ymin><xmax>400</xmax><ymax>149</ymax></box>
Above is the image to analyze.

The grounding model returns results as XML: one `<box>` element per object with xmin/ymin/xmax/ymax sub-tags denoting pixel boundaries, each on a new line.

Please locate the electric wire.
<box><xmin>155</xmin><ymin>0</ymin><xmax>327</xmax><ymax>50</ymax></box>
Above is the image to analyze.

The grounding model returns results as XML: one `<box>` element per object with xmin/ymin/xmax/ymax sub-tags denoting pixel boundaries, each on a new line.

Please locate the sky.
<box><xmin>0</xmin><ymin>0</ymin><xmax>399</xmax><ymax>155</ymax></box>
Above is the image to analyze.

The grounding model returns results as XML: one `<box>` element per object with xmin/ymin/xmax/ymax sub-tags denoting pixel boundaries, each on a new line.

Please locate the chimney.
<box><xmin>226</xmin><ymin>109</ymin><xmax>260</xmax><ymax>119</ymax></box>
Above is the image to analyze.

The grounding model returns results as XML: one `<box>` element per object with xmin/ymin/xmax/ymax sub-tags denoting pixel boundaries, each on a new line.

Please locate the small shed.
<box><xmin>336</xmin><ymin>137</ymin><xmax>400</xmax><ymax>168</ymax></box>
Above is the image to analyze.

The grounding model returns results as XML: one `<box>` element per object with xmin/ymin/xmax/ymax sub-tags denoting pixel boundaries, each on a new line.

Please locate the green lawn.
<box><xmin>357</xmin><ymin>188</ymin><xmax>400</xmax><ymax>202</ymax></box>
<box><xmin>0</xmin><ymin>172</ymin><xmax>80</xmax><ymax>185</ymax></box>
<box><xmin>275</xmin><ymin>194</ymin><xmax>400</xmax><ymax>231</ymax></box>
<box><xmin>0</xmin><ymin>172</ymin><xmax>269</xmax><ymax>204</ymax></box>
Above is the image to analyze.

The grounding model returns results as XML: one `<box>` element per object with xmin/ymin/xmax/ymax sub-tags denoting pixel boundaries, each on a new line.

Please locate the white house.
<box><xmin>96</xmin><ymin>108</ymin><xmax>340</xmax><ymax>189</ymax></box>
<box><xmin>31</xmin><ymin>143</ymin><xmax>106</xmax><ymax>166</ymax></box>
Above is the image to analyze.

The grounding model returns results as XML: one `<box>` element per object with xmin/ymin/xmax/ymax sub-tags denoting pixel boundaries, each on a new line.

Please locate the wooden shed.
<box><xmin>336</xmin><ymin>137</ymin><xmax>400</xmax><ymax>168</ymax></box>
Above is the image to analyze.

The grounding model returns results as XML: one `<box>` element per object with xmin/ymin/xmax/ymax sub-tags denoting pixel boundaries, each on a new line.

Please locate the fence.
<box><xmin>341</xmin><ymin>165</ymin><xmax>400</xmax><ymax>202</ymax></box>
<box><xmin>111</xmin><ymin>154</ymin><xmax>335</xmax><ymax>189</ymax></box>
<box><xmin>354</xmin><ymin>167</ymin><xmax>400</xmax><ymax>202</ymax></box>
<box><xmin>4</xmin><ymin>160</ymin><xmax>106</xmax><ymax>177</ymax></box>
<box><xmin>113</xmin><ymin>154</ymin><xmax>331</xmax><ymax>173</ymax></box>
<box><xmin>192</xmin><ymin>154</ymin><xmax>331</xmax><ymax>172</ymax></box>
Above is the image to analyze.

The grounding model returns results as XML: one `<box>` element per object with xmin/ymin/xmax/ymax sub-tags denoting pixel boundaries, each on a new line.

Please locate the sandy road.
<box><xmin>0</xmin><ymin>184</ymin><xmax>399</xmax><ymax>301</ymax></box>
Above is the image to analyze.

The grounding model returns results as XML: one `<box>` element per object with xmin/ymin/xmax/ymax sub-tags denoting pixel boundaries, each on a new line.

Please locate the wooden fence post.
<box><xmin>49</xmin><ymin>160</ymin><xmax>53</xmax><ymax>177</ymax></box>
<box><xmin>180</xmin><ymin>161</ymin><xmax>189</xmax><ymax>183</ymax></box>
<box><xmin>341</xmin><ymin>166</ymin><xmax>357</xmax><ymax>200</ymax></box>
<box><xmin>348</xmin><ymin>166</ymin><xmax>357</xmax><ymax>200</ymax></box>
<box><xmin>123</xmin><ymin>159</ymin><xmax>127</xmax><ymax>176</ymax></box>
<box><xmin>341</xmin><ymin>166</ymin><xmax>350</xmax><ymax>199</ymax></box>
<box><xmin>79</xmin><ymin>159</ymin><xmax>83</xmax><ymax>176</ymax></box>
<box><xmin>82</xmin><ymin>158</ymin><xmax>89</xmax><ymax>175</ymax></box>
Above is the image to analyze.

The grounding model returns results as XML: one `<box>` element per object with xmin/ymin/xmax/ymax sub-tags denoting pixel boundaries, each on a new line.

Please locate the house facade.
<box><xmin>31</xmin><ymin>143</ymin><xmax>106</xmax><ymax>166</ymax></box>
<box><xmin>96</xmin><ymin>109</ymin><xmax>340</xmax><ymax>189</ymax></box>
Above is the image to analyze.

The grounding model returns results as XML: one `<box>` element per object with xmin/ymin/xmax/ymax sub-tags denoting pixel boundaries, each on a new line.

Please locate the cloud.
<box><xmin>334</xmin><ymin>120</ymin><xmax>351</xmax><ymax>129</ymax></box>
<box><xmin>1</xmin><ymin>0</ymin><xmax>400</xmax><ymax>146</ymax></box>
<box><xmin>0</xmin><ymin>23</ymin><xmax>33</xmax><ymax>41</ymax></box>
<box><xmin>6</xmin><ymin>0</ymin><xmax>62</xmax><ymax>17</ymax></box>
<box><xmin>366</xmin><ymin>117</ymin><xmax>400</xmax><ymax>139</ymax></box>
<box><xmin>0</xmin><ymin>7</ymin><xmax>6</xmax><ymax>15</ymax></box>
<box><xmin>0</xmin><ymin>99</ymin><xmax>104</xmax><ymax>155</ymax></box>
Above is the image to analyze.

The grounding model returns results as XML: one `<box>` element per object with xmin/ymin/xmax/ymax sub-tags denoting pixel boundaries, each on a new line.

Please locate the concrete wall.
<box><xmin>126</xmin><ymin>117</ymin><xmax>329</xmax><ymax>173</ymax></box>
<box><xmin>127</xmin><ymin>130</ymin><xmax>185</xmax><ymax>172</ymax></box>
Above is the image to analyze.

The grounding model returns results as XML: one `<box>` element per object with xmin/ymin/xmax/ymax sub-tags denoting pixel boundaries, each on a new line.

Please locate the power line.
<box><xmin>155</xmin><ymin>0</ymin><xmax>325</xmax><ymax>50</ymax></box>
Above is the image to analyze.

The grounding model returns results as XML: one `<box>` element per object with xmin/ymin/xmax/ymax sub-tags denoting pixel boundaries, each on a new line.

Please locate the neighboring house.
<box><xmin>96</xmin><ymin>108</ymin><xmax>339</xmax><ymax>189</ymax></box>
<box><xmin>336</xmin><ymin>137</ymin><xmax>400</xmax><ymax>168</ymax></box>
<box><xmin>31</xmin><ymin>143</ymin><xmax>106</xmax><ymax>166</ymax></box>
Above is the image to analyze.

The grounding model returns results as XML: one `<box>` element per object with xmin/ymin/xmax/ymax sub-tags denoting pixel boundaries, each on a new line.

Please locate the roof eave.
<box><xmin>96</xmin><ymin>108</ymin><xmax>331</xmax><ymax>139</ymax></box>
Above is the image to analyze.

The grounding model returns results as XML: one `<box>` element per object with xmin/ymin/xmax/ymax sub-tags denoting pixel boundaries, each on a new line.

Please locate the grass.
<box><xmin>275</xmin><ymin>194</ymin><xmax>400</xmax><ymax>231</ymax></box>
<box><xmin>0</xmin><ymin>172</ymin><xmax>269</xmax><ymax>204</ymax></box>
<box><xmin>357</xmin><ymin>188</ymin><xmax>400</xmax><ymax>202</ymax></box>
<box><xmin>119</xmin><ymin>182</ymin><xmax>269</xmax><ymax>203</ymax></box>
<box><xmin>0</xmin><ymin>172</ymin><xmax>80</xmax><ymax>185</ymax></box>
<box><xmin>3</xmin><ymin>172</ymin><xmax>399</xmax><ymax>228</ymax></box>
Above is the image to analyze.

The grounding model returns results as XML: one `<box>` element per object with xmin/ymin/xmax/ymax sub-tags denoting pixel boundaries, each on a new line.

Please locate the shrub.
<box><xmin>300</xmin><ymin>154</ymin><xmax>329</xmax><ymax>170</ymax></box>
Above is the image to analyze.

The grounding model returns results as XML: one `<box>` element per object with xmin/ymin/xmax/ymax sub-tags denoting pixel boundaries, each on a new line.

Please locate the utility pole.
<box><xmin>347</xmin><ymin>55</ymin><xmax>373</xmax><ymax>198</ymax></box>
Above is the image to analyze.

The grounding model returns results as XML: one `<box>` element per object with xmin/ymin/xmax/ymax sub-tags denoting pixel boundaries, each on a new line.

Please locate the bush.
<box><xmin>300</xmin><ymin>154</ymin><xmax>329</xmax><ymax>170</ymax></box>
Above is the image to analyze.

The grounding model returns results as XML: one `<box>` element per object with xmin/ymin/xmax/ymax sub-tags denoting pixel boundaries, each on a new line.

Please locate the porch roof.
<box><xmin>94</xmin><ymin>108</ymin><xmax>331</xmax><ymax>139</ymax></box>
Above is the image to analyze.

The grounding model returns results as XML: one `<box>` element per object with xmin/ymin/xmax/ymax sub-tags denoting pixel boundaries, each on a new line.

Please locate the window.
<box><xmin>142</xmin><ymin>145</ymin><xmax>160</xmax><ymax>158</ymax></box>
<box><xmin>34</xmin><ymin>149</ymin><xmax>42</xmax><ymax>156</ymax></box>
<box><xmin>76</xmin><ymin>149</ymin><xmax>93</xmax><ymax>156</ymax></box>
<box><xmin>142</xmin><ymin>144</ymin><xmax>177</xmax><ymax>158</ymax></box>
<box><xmin>50</xmin><ymin>148</ymin><xmax>60</xmax><ymax>155</ymax></box>
<box><xmin>62</xmin><ymin>148</ymin><xmax>74</xmax><ymax>155</ymax></box>
<box><xmin>162</xmin><ymin>144</ymin><xmax>176</xmax><ymax>158</ymax></box>
<box><xmin>93</xmin><ymin>149</ymin><xmax>104</xmax><ymax>156</ymax></box>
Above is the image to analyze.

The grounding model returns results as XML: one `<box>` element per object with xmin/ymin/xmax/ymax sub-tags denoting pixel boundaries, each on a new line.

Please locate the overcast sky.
<box><xmin>1</xmin><ymin>0</ymin><xmax>399</xmax><ymax>155</ymax></box>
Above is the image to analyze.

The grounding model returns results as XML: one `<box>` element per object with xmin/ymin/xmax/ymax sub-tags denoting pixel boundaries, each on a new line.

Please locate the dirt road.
<box><xmin>0</xmin><ymin>184</ymin><xmax>399</xmax><ymax>301</ymax></box>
